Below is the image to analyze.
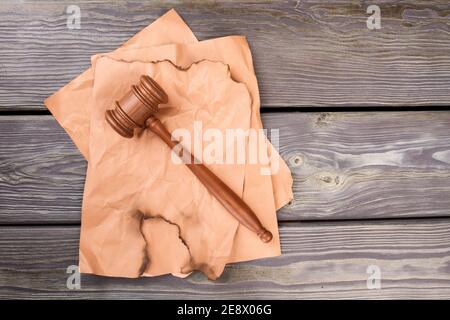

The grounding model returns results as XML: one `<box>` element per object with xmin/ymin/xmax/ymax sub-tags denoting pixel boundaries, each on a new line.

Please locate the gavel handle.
<box><xmin>146</xmin><ymin>116</ymin><xmax>273</xmax><ymax>243</ymax></box>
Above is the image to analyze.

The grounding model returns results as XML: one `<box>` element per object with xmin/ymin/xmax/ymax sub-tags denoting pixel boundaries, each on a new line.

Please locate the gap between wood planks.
<box><xmin>2</xmin><ymin>216</ymin><xmax>450</xmax><ymax>228</ymax></box>
<box><xmin>2</xmin><ymin>106</ymin><xmax>450</xmax><ymax>115</ymax></box>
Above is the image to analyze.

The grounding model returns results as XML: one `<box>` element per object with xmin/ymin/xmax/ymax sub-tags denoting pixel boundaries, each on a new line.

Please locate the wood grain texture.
<box><xmin>1</xmin><ymin>0</ymin><xmax>450</xmax><ymax>110</ymax></box>
<box><xmin>274</xmin><ymin>111</ymin><xmax>450</xmax><ymax>220</ymax></box>
<box><xmin>1</xmin><ymin>112</ymin><xmax>450</xmax><ymax>224</ymax></box>
<box><xmin>0</xmin><ymin>220</ymin><xmax>449</xmax><ymax>299</ymax></box>
<box><xmin>0</xmin><ymin>116</ymin><xmax>86</xmax><ymax>224</ymax></box>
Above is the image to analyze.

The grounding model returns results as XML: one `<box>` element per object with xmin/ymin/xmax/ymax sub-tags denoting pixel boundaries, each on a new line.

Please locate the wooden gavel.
<box><xmin>105</xmin><ymin>75</ymin><xmax>273</xmax><ymax>243</ymax></box>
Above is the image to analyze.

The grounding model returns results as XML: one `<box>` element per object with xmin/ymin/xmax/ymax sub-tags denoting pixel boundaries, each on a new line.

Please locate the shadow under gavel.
<box><xmin>105</xmin><ymin>75</ymin><xmax>273</xmax><ymax>243</ymax></box>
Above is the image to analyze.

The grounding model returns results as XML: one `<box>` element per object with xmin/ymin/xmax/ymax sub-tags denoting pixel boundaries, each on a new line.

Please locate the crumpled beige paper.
<box><xmin>45</xmin><ymin>9</ymin><xmax>293</xmax><ymax>279</ymax></box>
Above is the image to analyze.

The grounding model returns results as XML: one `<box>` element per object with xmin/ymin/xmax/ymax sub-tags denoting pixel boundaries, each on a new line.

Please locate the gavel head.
<box><xmin>105</xmin><ymin>75</ymin><xmax>169</xmax><ymax>138</ymax></box>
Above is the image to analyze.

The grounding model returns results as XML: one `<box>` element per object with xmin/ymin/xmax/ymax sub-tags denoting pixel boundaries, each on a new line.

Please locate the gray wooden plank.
<box><xmin>1</xmin><ymin>112</ymin><xmax>450</xmax><ymax>224</ymax></box>
<box><xmin>0</xmin><ymin>116</ymin><xmax>86</xmax><ymax>224</ymax></box>
<box><xmin>1</xmin><ymin>0</ymin><xmax>450</xmax><ymax>110</ymax></box>
<box><xmin>0</xmin><ymin>220</ymin><xmax>449</xmax><ymax>299</ymax></box>
<box><xmin>275</xmin><ymin>111</ymin><xmax>450</xmax><ymax>220</ymax></box>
